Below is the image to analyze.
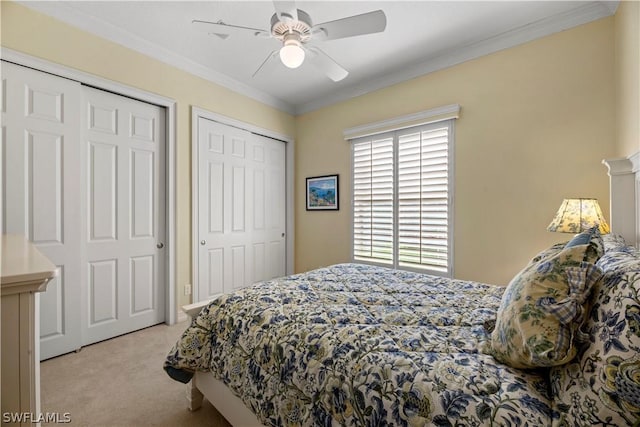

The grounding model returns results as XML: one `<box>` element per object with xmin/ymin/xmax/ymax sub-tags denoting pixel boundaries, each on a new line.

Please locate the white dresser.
<box><xmin>1</xmin><ymin>234</ymin><xmax>57</xmax><ymax>426</ymax></box>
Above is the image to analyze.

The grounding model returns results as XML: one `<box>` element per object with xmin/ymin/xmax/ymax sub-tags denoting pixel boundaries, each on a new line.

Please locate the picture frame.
<box><xmin>306</xmin><ymin>175</ymin><xmax>339</xmax><ymax>211</ymax></box>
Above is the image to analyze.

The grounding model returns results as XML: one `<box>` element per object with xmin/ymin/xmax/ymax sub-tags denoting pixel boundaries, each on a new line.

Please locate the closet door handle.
<box><xmin>200</xmin><ymin>240</ymin><xmax>206</xmax><ymax>245</ymax></box>
<box><xmin>157</xmin><ymin>242</ymin><xmax>164</xmax><ymax>249</ymax></box>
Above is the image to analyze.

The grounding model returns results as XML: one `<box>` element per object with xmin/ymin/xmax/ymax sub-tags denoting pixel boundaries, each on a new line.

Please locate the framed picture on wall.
<box><xmin>306</xmin><ymin>175</ymin><xmax>339</xmax><ymax>211</ymax></box>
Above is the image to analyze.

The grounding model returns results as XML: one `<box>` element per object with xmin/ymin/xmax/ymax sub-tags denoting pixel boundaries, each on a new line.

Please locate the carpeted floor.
<box><xmin>40</xmin><ymin>322</ymin><xmax>232</xmax><ymax>426</ymax></box>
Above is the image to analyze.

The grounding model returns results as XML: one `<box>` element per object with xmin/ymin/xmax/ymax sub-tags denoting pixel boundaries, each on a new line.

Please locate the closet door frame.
<box><xmin>191</xmin><ymin>106</ymin><xmax>294</xmax><ymax>303</ymax></box>
<box><xmin>2</xmin><ymin>47</ymin><xmax>178</xmax><ymax>325</ymax></box>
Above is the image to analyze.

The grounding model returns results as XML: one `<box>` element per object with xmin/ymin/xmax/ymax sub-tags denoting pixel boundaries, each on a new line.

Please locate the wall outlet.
<box><xmin>184</xmin><ymin>284</ymin><xmax>192</xmax><ymax>296</ymax></box>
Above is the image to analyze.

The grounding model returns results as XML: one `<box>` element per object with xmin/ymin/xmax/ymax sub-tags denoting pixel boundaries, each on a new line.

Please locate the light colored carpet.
<box><xmin>40</xmin><ymin>322</ymin><xmax>232</xmax><ymax>427</ymax></box>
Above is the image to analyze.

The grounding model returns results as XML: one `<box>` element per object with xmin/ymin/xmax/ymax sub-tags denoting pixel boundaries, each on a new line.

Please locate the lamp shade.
<box><xmin>547</xmin><ymin>198</ymin><xmax>610</xmax><ymax>234</ymax></box>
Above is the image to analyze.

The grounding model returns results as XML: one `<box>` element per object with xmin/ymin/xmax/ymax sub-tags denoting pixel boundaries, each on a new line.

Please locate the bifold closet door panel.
<box><xmin>1</xmin><ymin>61</ymin><xmax>83</xmax><ymax>359</ymax></box>
<box><xmin>81</xmin><ymin>86</ymin><xmax>166</xmax><ymax>346</ymax></box>
<box><xmin>196</xmin><ymin>117</ymin><xmax>286</xmax><ymax>302</ymax></box>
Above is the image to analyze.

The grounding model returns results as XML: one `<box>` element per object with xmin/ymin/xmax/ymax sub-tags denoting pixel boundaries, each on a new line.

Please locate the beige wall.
<box><xmin>295</xmin><ymin>18</ymin><xmax>616</xmax><ymax>285</ymax></box>
<box><xmin>615</xmin><ymin>1</ymin><xmax>640</xmax><ymax>157</ymax></box>
<box><xmin>0</xmin><ymin>2</ymin><xmax>296</xmax><ymax>308</ymax></box>
<box><xmin>0</xmin><ymin>2</ymin><xmax>625</xmax><ymax>300</ymax></box>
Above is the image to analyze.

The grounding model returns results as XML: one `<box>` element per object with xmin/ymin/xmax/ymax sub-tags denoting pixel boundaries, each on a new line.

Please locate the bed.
<box><xmin>165</xmin><ymin>153</ymin><xmax>640</xmax><ymax>426</ymax></box>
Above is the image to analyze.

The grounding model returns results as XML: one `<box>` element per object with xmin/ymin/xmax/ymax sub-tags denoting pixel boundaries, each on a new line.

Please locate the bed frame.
<box><xmin>182</xmin><ymin>152</ymin><xmax>640</xmax><ymax>426</ymax></box>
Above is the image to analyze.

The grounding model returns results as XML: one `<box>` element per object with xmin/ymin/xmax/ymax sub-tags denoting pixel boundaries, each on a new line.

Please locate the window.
<box><xmin>352</xmin><ymin>120</ymin><xmax>454</xmax><ymax>276</ymax></box>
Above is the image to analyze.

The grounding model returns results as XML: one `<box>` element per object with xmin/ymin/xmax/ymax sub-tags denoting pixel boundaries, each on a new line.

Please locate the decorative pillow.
<box><xmin>602</xmin><ymin>232</ymin><xmax>629</xmax><ymax>253</ymax></box>
<box><xmin>485</xmin><ymin>228</ymin><xmax>605</xmax><ymax>369</ymax></box>
<box><xmin>597</xmin><ymin>241</ymin><xmax>640</xmax><ymax>277</ymax></box>
<box><xmin>519</xmin><ymin>227</ymin><xmax>602</xmax><ymax>269</ymax></box>
<box><xmin>565</xmin><ymin>226</ymin><xmax>604</xmax><ymax>264</ymax></box>
<box><xmin>529</xmin><ymin>242</ymin><xmax>568</xmax><ymax>265</ymax></box>
<box><xmin>549</xmin><ymin>244</ymin><xmax>640</xmax><ymax>426</ymax></box>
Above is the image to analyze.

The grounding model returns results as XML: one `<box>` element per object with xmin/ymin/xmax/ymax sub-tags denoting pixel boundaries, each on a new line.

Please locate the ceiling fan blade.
<box><xmin>312</xmin><ymin>10</ymin><xmax>386</xmax><ymax>41</ymax></box>
<box><xmin>305</xmin><ymin>47</ymin><xmax>349</xmax><ymax>82</ymax></box>
<box><xmin>273</xmin><ymin>0</ymin><xmax>298</xmax><ymax>22</ymax></box>
<box><xmin>252</xmin><ymin>50</ymin><xmax>280</xmax><ymax>78</ymax></box>
<box><xmin>192</xmin><ymin>19</ymin><xmax>270</xmax><ymax>38</ymax></box>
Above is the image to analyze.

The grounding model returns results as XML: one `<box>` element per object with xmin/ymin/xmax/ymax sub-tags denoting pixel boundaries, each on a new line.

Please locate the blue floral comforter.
<box><xmin>165</xmin><ymin>263</ymin><xmax>555</xmax><ymax>426</ymax></box>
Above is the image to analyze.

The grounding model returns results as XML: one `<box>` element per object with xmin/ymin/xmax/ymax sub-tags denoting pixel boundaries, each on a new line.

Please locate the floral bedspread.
<box><xmin>165</xmin><ymin>263</ymin><xmax>555</xmax><ymax>426</ymax></box>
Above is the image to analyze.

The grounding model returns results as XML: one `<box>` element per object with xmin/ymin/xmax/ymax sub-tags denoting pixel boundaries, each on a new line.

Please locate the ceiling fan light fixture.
<box><xmin>195</xmin><ymin>6</ymin><xmax>386</xmax><ymax>81</ymax></box>
<box><xmin>279</xmin><ymin>35</ymin><xmax>305</xmax><ymax>68</ymax></box>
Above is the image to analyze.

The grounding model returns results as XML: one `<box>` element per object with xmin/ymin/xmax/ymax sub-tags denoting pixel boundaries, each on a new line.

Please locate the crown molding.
<box><xmin>15</xmin><ymin>1</ymin><xmax>296</xmax><ymax>115</ymax></box>
<box><xmin>16</xmin><ymin>1</ymin><xmax>616</xmax><ymax>117</ymax></box>
<box><xmin>600</xmin><ymin>0</ymin><xmax>620</xmax><ymax>15</ymax></box>
<box><xmin>295</xmin><ymin>1</ymin><xmax>617</xmax><ymax>115</ymax></box>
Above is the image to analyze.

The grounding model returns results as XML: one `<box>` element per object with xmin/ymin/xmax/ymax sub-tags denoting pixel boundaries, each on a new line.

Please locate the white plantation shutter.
<box><xmin>351</xmin><ymin>120</ymin><xmax>453</xmax><ymax>276</ymax></box>
<box><xmin>353</xmin><ymin>134</ymin><xmax>394</xmax><ymax>265</ymax></box>
<box><xmin>397</xmin><ymin>125</ymin><xmax>450</xmax><ymax>272</ymax></box>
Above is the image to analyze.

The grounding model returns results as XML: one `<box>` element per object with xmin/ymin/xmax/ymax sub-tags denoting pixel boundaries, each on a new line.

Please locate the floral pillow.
<box><xmin>601</xmin><ymin>232</ymin><xmax>628</xmax><ymax>252</ymax></box>
<box><xmin>485</xmin><ymin>229</ymin><xmax>604</xmax><ymax>369</ymax></box>
<box><xmin>565</xmin><ymin>226</ymin><xmax>604</xmax><ymax>263</ymax></box>
<box><xmin>549</xmin><ymin>244</ymin><xmax>640</xmax><ymax>426</ymax></box>
<box><xmin>529</xmin><ymin>242</ymin><xmax>567</xmax><ymax>264</ymax></box>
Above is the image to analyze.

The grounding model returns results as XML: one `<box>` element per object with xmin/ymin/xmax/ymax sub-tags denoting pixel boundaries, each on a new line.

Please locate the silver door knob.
<box><xmin>157</xmin><ymin>242</ymin><xmax>164</xmax><ymax>249</ymax></box>
<box><xmin>200</xmin><ymin>240</ymin><xmax>206</xmax><ymax>245</ymax></box>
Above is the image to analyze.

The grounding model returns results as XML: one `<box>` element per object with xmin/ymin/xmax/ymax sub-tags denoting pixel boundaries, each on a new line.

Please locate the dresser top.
<box><xmin>1</xmin><ymin>234</ymin><xmax>57</xmax><ymax>294</ymax></box>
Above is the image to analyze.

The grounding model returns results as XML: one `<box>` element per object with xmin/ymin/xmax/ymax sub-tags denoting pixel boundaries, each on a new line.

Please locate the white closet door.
<box><xmin>197</xmin><ymin>118</ymin><xmax>286</xmax><ymax>301</ymax></box>
<box><xmin>1</xmin><ymin>62</ymin><xmax>83</xmax><ymax>359</ymax></box>
<box><xmin>254</xmin><ymin>133</ymin><xmax>286</xmax><ymax>281</ymax></box>
<box><xmin>81</xmin><ymin>86</ymin><xmax>165</xmax><ymax>345</ymax></box>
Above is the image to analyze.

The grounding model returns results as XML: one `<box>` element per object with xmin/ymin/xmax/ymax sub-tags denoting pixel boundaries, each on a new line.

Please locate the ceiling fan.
<box><xmin>193</xmin><ymin>1</ymin><xmax>387</xmax><ymax>82</ymax></box>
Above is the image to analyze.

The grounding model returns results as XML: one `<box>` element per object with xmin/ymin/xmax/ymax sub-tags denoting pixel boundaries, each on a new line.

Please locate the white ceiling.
<box><xmin>19</xmin><ymin>1</ymin><xmax>617</xmax><ymax>115</ymax></box>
